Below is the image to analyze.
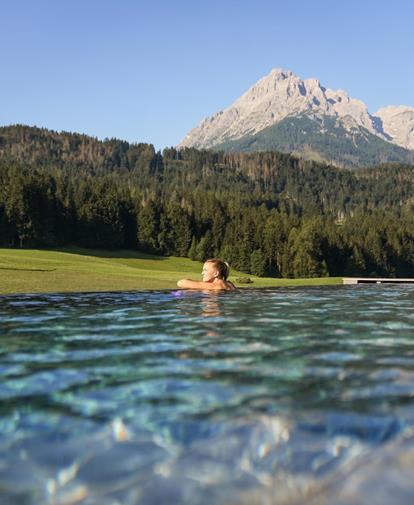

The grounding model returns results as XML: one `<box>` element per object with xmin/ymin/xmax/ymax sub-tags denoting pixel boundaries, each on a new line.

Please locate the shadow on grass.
<box><xmin>0</xmin><ymin>266</ymin><xmax>57</xmax><ymax>272</ymax></box>
<box><xmin>9</xmin><ymin>247</ymin><xmax>169</xmax><ymax>261</ymax></box>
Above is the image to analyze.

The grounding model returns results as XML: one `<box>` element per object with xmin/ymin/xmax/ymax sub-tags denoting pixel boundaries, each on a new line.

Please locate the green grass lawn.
<box><xmin>0</xmin><ymin>248</ymin><xmax>342</xmax><ymax>294</ymax></box>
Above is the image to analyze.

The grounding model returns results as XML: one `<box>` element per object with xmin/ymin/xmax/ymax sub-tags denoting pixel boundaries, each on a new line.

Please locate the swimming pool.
<box><xmin>1</xmin><ymin>286</ymin><xmax>414</xmax><ymax>504</ymax></box>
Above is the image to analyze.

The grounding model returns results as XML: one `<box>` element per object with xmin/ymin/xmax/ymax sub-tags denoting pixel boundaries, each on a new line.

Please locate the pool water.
<box><xmin>1</xmin><ymin>286</ymin><xmax>414</xmax><ymax>504</ymax></box>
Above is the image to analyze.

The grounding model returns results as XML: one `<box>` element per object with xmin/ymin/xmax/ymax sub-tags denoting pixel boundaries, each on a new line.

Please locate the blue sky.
<box><xmin>1</xmin><ymin>0</ymin><xmax>413</xmax><ymax>149</ymax></box>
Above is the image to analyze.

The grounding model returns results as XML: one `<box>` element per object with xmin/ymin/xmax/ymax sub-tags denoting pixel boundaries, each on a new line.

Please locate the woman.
<box><xmin>177</xmin><ymin>258</ymin><xmax>236</xmax><ymax>290</ymax></box>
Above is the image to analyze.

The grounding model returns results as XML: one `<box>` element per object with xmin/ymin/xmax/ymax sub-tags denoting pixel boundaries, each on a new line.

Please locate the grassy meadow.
<box><xmin>0</xmin><ymin>248</ymin><xmax>342</xmax><ymax>295</ymax></box>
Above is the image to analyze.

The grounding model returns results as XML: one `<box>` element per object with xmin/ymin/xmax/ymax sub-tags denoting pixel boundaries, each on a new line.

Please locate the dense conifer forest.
<box><xmin>1</xmin><ymin>125</ymin><xmax>414</xmax><ymax>277</ymax></box>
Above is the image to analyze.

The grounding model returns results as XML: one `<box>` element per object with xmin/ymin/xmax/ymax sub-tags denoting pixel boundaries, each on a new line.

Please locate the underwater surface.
<box><xmin>1</xmin><ymin>285</ymin><xmax>414</xmax><ymax>504</ymax></box>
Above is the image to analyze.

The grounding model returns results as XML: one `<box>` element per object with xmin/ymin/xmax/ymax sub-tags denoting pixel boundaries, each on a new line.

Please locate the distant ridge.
<box><xmin>178</xmin><ymin>68</ymin><xmax>414</xmax><ymax>168</ymax></box>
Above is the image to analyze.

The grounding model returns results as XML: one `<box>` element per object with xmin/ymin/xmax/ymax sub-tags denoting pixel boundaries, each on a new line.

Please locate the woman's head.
<box><xmin>202</xmin><ymin>259</ymin><xmax>230</xmax><ymax>282</ymax></box>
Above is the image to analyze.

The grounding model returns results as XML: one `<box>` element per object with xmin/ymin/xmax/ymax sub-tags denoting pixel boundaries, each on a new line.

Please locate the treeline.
<box><xmin>1</xmin><ymin>125</ymin><xmax>414</xmax><ymax>278</ymax></box>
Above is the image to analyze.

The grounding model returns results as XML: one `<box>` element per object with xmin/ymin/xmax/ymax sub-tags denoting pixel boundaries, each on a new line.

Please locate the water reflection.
<box><xmin>201</xmin><ymin>292</ymin><xmax>221</xmax><ymax>318</ymax></box>
<box><xmin>201</xmin><ymin>292</ymin><xmax>221</xmax><ymax>338</ymax></box>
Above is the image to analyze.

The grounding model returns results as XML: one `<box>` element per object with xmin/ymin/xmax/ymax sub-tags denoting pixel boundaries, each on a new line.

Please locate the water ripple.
<box><xmin>1</xmin><ymin>285</ymin><xmax>414</xmax><ymax>503</ymax></box>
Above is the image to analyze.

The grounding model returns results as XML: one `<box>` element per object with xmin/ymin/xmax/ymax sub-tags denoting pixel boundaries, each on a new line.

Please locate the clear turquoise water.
<box><xmin>1</xmin><ymin>286</ymin><xmax>414</xmax><ymax>504</ymax></box>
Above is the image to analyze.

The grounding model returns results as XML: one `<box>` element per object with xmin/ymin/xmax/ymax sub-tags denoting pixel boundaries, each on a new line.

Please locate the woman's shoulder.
<box><xmin>215</xmin><ymin>279</ymin><xmax>236</xmax><ymax>290</ymax></box>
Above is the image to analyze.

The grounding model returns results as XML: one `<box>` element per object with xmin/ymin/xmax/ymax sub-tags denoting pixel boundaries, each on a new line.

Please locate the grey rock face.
<box><xmin>374</xmin><ymin>106</ymin><xmax>414</xmax><ymax>150</ymax></box>
<box><xmin>178</xmin><ymin>68</ymin><xmax>414</xmax><ymax>151</ymax></box>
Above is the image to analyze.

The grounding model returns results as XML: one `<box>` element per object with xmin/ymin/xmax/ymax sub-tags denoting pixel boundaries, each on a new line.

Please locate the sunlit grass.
<box><xmin>0</xmin><ymin>248</ymin><xmax>342</xmax><ymax>294</ymax></box>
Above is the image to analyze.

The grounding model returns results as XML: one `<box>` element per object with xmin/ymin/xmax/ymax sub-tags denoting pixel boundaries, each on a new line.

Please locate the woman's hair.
<box><xmin>205</xmin><ymin>258</ymin><xmax>230</xmax><ymax>280</ymax></box>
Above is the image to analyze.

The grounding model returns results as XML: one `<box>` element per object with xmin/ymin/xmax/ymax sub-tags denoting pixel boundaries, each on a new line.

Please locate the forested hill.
<box><xmin>1</xmin><ymin>124</ymin><xmax>414</xmax><ymax>278</ymax></box>
<box><xmin>0</xmin><ymin>124</ymin><xmax>157</xmax><ymax>173</ymax></box>
<box><xmin>1</xmin><ymin>124</ymin><xmax>414</xmax><ymax>212</ymax></box>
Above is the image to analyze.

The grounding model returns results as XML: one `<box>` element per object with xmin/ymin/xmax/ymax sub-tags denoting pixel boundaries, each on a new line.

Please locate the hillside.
<box><xmin>214</xmin><ymin>115</ymin><xmax>414</xmax><ymax>169</ymax></box>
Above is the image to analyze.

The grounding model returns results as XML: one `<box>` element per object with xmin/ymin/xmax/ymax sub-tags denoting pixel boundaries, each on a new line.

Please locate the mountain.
<box><xmin>178</xmin><ymin>68</ymin><xmax>414</xmax><ymax>168</ymax></box>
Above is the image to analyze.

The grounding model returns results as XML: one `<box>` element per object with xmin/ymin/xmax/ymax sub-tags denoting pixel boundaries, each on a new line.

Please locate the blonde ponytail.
<box><xmin>206</xmin><ymin>258</ymin><xmax>230</xmax><ymax>280</ymax></box>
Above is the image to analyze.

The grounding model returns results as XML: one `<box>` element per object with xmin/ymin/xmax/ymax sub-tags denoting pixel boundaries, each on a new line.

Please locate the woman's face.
<box><xmin>202</xmin><ymin>262</ymin><xmax>218</xmax><ymax>282</ymax></box>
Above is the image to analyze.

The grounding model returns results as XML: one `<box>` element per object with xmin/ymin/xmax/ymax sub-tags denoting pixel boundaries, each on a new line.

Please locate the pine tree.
<box><xmin>137</xmin><ymin>199</ymin><xmax>160</xmax><ymax>252</ymax></box>
<box><xmin>188</xmin><ymin>236</ymin><xmax>197</xmax><ymax>260</ymax></box>
<box><xmin>250</xmin><ymin>249</ymin><xmax>266</xmax><ymax>276</ymax></box>
<box><xmin>195</xmin><ymin>230</ymin><xmax>214</xmax><ymax>262</ymax></box>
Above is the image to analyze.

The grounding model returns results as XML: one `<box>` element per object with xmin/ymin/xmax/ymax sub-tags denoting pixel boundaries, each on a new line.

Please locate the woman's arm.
<box><xmin>177</xmin><ymin>279</ymin><xmax>226</xmax><ymax>290</ymax></box>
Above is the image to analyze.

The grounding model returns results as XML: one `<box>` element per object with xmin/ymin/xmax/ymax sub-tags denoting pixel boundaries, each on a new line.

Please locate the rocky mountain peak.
<box><xmin>178</xmin><ymin>68</ymin><xmax>414</xmax><ymax>153</ymax></box>
<box><xmin>269</xmin><ymin>67</ymin><xmax>293</xmax><ymax>79</ymax></box>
